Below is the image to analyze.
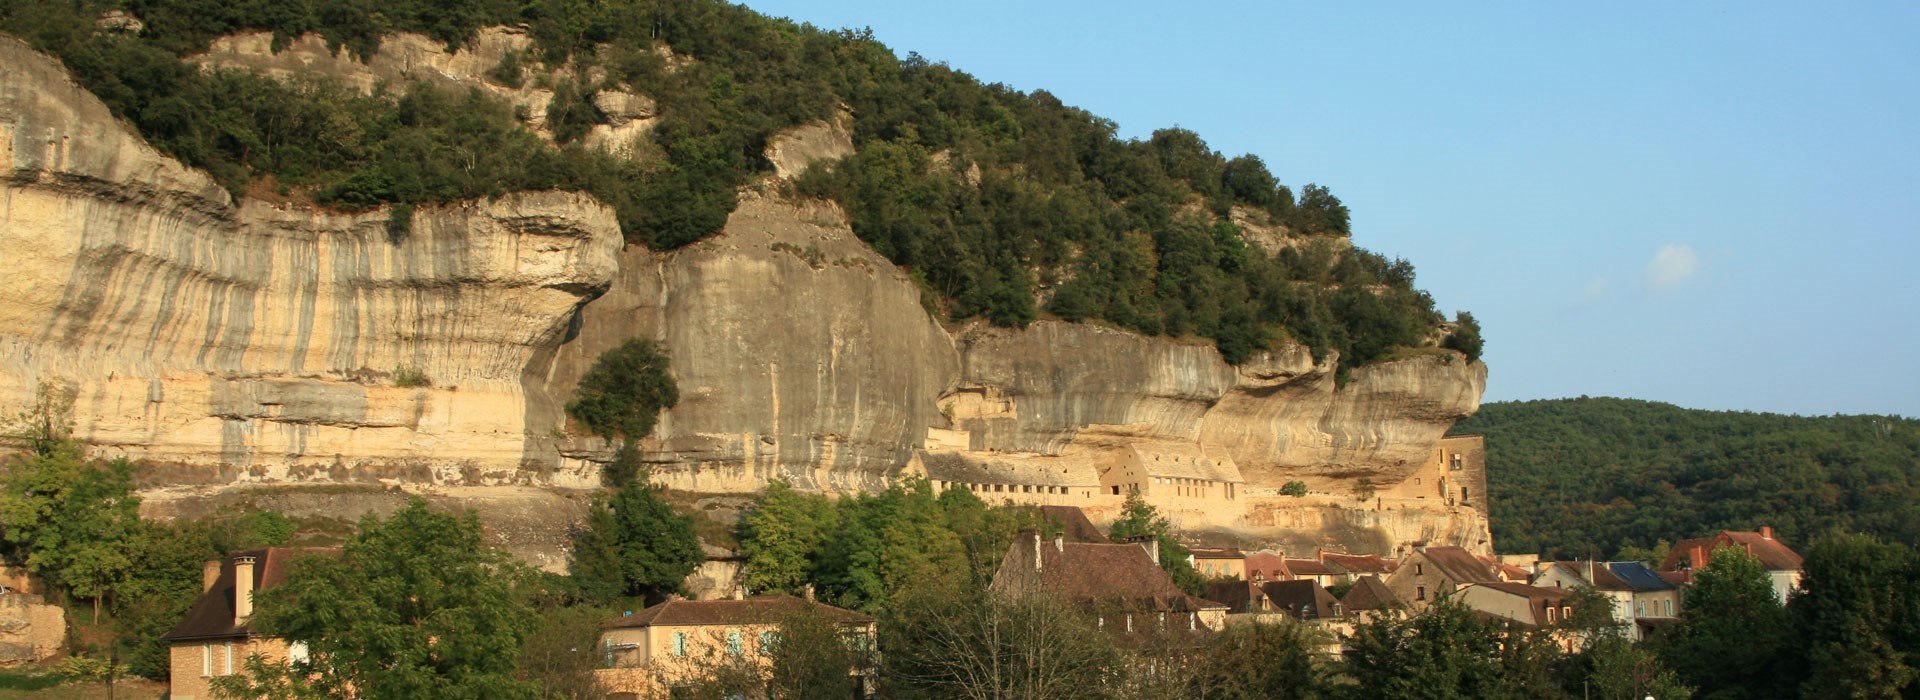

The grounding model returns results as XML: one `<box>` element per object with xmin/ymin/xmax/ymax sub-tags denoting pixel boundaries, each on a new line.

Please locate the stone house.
<box><xmin>1454</xmin><ymin>582</ymin><xmax>1586</xmax><ymax>650</ymax></box>
<box><xmin>1244</xmin><ymin>552</ymin><xmax>1288</xmax><ymax>583</ymax></box>
<box><xmin>159</xmin><ymin>548</ymin><xmax>338</xmax><ymax>700</ymax></box>
<box><xmin>1097</xmin><ymin>443</ymin><xmax>1246</xmax><ymax>503</ymax></box>
<box><xmin>991</xmin><ymin>531</ymin><xmax>1229</xmax><ymax>634</ymax></box>
<box><xmin>597</xmin><ymin>594</ymin><xmax>876</xmax><ymax>699</ymax></box>
<box><xmin>1282</xmin><ymin>558</ymin><xmax>1341</xmax><ymax>588</ymax></box>
<box><xmin>1384</xmin><ymin>545</ymin><xmax>1499</xmax><ymax>610</ymax></box>
<box><xmin>1662</xmin><ymin>527</ymin><xmax>1805</xmax><ymax>604</ymax></box>
<box><xmin>1189</xmin><ymin>548</ymin><xmax>1246</xmax><ymax>579</ymax></box>
<box><xmin>1339</xmin><ymin>575</ymin><xmax>1400</xmax><ymax>623</ymax></box>
<box><xmin>1318</xmin><ymin>551</ymin><xmax>1397</xmax><ymax>581</ymax></box>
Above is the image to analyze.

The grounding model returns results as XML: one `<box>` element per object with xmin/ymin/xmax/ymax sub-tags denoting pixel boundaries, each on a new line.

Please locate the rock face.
<box><xmin>0</xmin><ymin>35</ymin><xmax>621</xmax><ymax>485</ymax></box>
<box><xmin>1</xmin><ymin>33</ymin><xmax>1490</xmax><ymax>553</ymax></box>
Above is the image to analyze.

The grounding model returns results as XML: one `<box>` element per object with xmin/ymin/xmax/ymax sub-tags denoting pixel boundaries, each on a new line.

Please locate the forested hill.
<box><xmin>1456</xmin><ymin>397</ymin><xmax>1920</xmax><ymax>560</ymax></box>
<box><xmin>0</xmin><ymin>0</ymin><xmax>1477</xmax><ymax>369</ymax></box>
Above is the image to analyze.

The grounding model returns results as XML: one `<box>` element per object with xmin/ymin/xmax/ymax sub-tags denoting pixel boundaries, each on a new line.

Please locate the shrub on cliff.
<box><xmin>567</xmin><ymin>338</ymin><xmax>679</xmax><ymax>444</ymax></box>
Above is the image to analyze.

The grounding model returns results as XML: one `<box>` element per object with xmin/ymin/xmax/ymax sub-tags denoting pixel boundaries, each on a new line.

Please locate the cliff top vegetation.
<box><xmin>0</xmin><ymin>0</ymin><xmax>1477</xmax><ymax>368</ymax></box>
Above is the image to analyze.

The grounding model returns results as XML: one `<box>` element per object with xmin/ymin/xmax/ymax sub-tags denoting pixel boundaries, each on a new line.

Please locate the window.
<box><xmin>1415</xmin><ymin>564</ymin><xmax>1424</xmax><ymax>576</ymax></box>
<box><xmin>1665</xmin><ymin>600</ymin><xmax>1673</xmax><ymax>616</ymax></box>
<box><xmin>289</xmin><ymin>642</ymin><xmax>309</xmax><ymax>665</ymax></box>
<box><xmin>1112</xmin><ymin>486</ymin><xmax>1121</xmax><ymax>495</ymax></box>
<box><xmin>1416</xmin><ymin>586</ymin><xmax>1427</xmax><ymax>601</ymax></box>
<box><xmin>672</xmin><ymin>632</ymin><xmax>687</xmax><ymax>657</ymax></box>
<box><xmin>727</xmin><ymin>630</ymin><xmax>743</xmax><ymax>656</ymax></box>
<box><xmin>1546</xmin><ymin>606</ymin><xmax>1556</xmax><ymax>623</ymax></box>
<box><xmin>223</xmin><ymin>641</ymin><xmax>234</xmax><ymax>676</ymax></box>
<box><xmin>202</xmin><ymin>643</ymin><xmax>212</xmax><ymax>677</ymax></box>
<box><xmin>1636</xmin><ymin>601</ymin><xmax>1645</xmax><ymax>617</ymax></box>
<box><xmin>759</xmin><ymin>631</ymin><xmax>777</xmax><ymax>654</ymax></box>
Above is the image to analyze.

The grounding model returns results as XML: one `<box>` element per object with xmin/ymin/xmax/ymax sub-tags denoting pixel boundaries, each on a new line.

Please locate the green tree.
<box><xmin>213</xmin><ymin>499</ymin><xmax>540</xmax><ymax>699</ymax></box>
<box><xmin>514</xmin><ymin>603</ymin><xmax>610</xmax><ymax>700</ymax></box>
<box><xmin>765</xmin><ymin>607</ymin><xmax>872</xmax><ymax>700</ymax></box>
<box><xmin>1655</xmin><ymin>547</ymin><xmax>1789</xmax><ymax>700</ymax></box>
<box><xmin>0</xmin><ymin>440</ymin><xmax>143</xmax><ymax>620</ymax></box>
<box><xmin>1190</xmin><ymin>619</ymin><xmax>1333</xmax><ymax>699</ymax></box>
<box><xmin>568</xmin><ymin>480</ymin><xmax>705</xmax><ymax>604</ymax></box>
<box><xmin>1281</xmin><ymin>480</ymin><xmax>1309</xmax><ymax>497</ymax></box>
<box><xmin>1346</xmin><ymin>599</ymin><xmax>1566</xmax><ymax>700</ymax></box>
<box><xmin>566</xmin><ymin>338</ymin><xmax>680</xmax><ymax>446</ymax></box>
<box><xmin>813</xmin><ymin>479</ymin><xmax>968</xmax><ymax>611</ymax></box>
<box><xmin>1787</xmin><ymin>532</ymin><xmax>1919</xmax><ymax>700</ymax></box>
<box><xmin>1106</xmin><ymin>488</ymin><xmax>1205</xmax><ymax>597</ymax></box>
<box><xmin>738</xmin><ymin>479</ymin><xmax>838</xmax><ymax>595</ymax></box>
<box><xmin>880</xmin><ymin>587</ymin><xmax>1118</xmax><ymax>700</ymax></box>
<box><xmin>1443</xmin><ymin>310</ymin><xmax>1484</xmax><ymax>362</ymax></box>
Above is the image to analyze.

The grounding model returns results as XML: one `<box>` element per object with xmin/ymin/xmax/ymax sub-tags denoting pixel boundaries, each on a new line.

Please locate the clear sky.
<box><xmin>740</xmin><ymin>1</ymin><xmax>1920</xmax><ymax>418</ymax></box>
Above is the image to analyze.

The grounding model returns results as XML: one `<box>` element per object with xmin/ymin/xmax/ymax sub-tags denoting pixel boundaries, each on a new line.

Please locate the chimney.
<box><xmin>1688</xmin><ymin>545</ymin><xmax>1706</xmax><ymax>571</ymax></box>
<box><xmin>1129</xmin><ymin>536</ymin><xmax>1159</xmax><ymax>566</ymax></box>
<box><xmin>202</xmin><ymin>560</ymin><xmax>221</xmax><ymax>594</ymax></box>
<box><xmin>1053</xmin><ymin>533</ymin><xmax>1064</xmax><ymax>552</ymax></box>
<box><xmin>1760</xmin><ymin>526</ymin><xmax>1773</xmax><ymax>540</ymax></box>
<box><xmin>1033</xmin><ymin>531</ymin><xmax>1044</xmax><ymax>572</ymax></box>
<box><xmin>803</xmin><ymin>584</ymin><xmax>815</xmax><ymax>603</ymax></box>
<box><xmin>233</xmin><ymin>556</ymin><xmax>257</xmax><ymax>625</ymax></box>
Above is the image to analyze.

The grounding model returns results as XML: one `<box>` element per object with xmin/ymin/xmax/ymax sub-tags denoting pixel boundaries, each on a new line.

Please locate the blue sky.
<box><xmin>741</xmin><ymin>1</ymin><xmax>1920</xmax><ymax>417</ymax></box>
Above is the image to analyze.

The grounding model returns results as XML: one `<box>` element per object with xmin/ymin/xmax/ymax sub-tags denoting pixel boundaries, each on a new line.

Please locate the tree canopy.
<box><xmin>0</xmin><ymin>0</ymin><xmax>1472</xmax><ymax>368</ymax></box>
<box><xmin>568</xmin><ymin>480</ymin><xmax>705</xmax><ymax>604</ymax></box>
<box><xmin>215</xmin><ymin>499</ymin><xmax>541</xmax><ymax>700</ymax></box>
<box><xmin>1456</xmin><ymin>397</ymin><xmax>1920</xmax><ymax>560</ymax></box>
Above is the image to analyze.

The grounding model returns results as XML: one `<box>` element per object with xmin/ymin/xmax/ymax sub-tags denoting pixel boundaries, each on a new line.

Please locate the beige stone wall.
<box><xmin>0</xmin><ymin>595</ymin><xmax>64</xmax><ymax>663</ymax></box>
<box><xmin>168</xmin><ymin>638</ymin><xmax>288</xmax><ymax>700</ymax></box>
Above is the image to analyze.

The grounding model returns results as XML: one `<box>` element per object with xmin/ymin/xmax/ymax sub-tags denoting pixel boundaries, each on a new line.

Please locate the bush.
<box><xmin>392</xmin><ymin>366</ymin><xmax>430</xmax><ymax>388</ymax></box>
<box><xmin>566</xmin><ymin>338</ymin><xmax>679</xmax><ymax>443</ymax></box>
<box><xmin>1281</xmin><ymin>481</ymin><xmax>1308</xmax><ymax>497</ymax></box>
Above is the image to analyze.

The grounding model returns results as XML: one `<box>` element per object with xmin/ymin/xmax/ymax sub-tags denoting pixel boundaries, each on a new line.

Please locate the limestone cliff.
<box><xmin>0</xmin><ymin>35</ymin><xmax>622</xmax><ymax>485</ymax></box>
<box><xmin>0</xmin><ymin>33</ymin><xmax>1490</xmax><ymax>554</ymax></box>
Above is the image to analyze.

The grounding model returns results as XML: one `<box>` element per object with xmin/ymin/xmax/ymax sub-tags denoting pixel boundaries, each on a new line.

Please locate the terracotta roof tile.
<box><xmin>1320</xmin><ymin>552</ymin><xmax>1395</xmax><ymax>574</ymax></box>
<box><xmin>161</xmin><ymin>547</ymin><xmax>341</xmax><ymax>642</ymax></box>
<box><xmin>1420</xmin><ymin>546</ymin><xmax>1499</xmax><ymax>583</ymax></box>
<box><xmin>1663</xmin><ymin>531</ymin><xmax>1804</xmax><ymax>572</ymax></box>
<box><xmin>605</xmin><ymin>595</ymin><xmax>872</xmax><ymax>629</ymax></box>
<box><xmin>1341</xmin><ymin>575</ymin><xmax>1398</xmax><ymax>611</ymax></box>
<box><xmin>1039</xmin><ymin>506</ymin><xmax>1107</xmax><ymax>544</ymax></box>
<box><xmin>992</xmin><ymin>533</ymin><xmax>1227</xmax><ymax>613</ymax></box>
<box><xmin>1283</xmin><ymin>559</ymin><xmax>1336</xmax><ymax>577</ymax></box>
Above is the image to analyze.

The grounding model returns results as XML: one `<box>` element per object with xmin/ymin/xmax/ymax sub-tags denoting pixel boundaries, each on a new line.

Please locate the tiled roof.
<box><xmin>1605</xmin><ymin>561</ymin><xmax>1675</xmax><ymax>591</ymax></box>
<box><xmin>1039</xmin><ymin>506</ymin><xmax>1107</xmax><ymax>543</ymax></box>
<box><xmin>1129</xmin><ymin>444</ymin><xmax>1245</xmax><ymax>483</ymax></box>
<box><xmin>992</xmin><ymin>532</ymin><xmax>1228</xmax><ymax>613</ymax></box>
<box><xmin>1341</xmin><ymin>575</ymin><xmax>1398</xmax><ymax>611</ymax></box>
<box><xmin>1473</xmin><ymin>581</ymin><xmax>1574</xmax><ymax>599</ymax></box>
<box><xmin>921</xmin><ymin>452</ymin><xmax>1099</xmax><ymax>487</ymax></box>
<box><xmin>1261</xmin><ymin>580</ymin><xmax>1341</xmax><ymax>620</ymax></box>
<box><xmin>1421</xmin><ymin>546</ymin><xmax>1499</xmax><ymax>584</ymax></box>
<box><xmin>1206</xmin><ymin>581</ymin><xmax>1264</xmax><ymax>614</ymax></box>
<box><xmin>1190</xmin><ymin>548</ymin><xmax>1245</xmax><ymax>560</ymax></box>
<box><xmin>604</xmin><ymin>595</ymin><xmax>872</xmax><ymax>629</ymax></box>
<box><xmin>1545</xmin><ymin>561</ymin><xmax>1634</xmax><ymax>591</ymax></box>
<box><xmin>1321</xmin><ymin>552</ymin><xmax>1395</xmax><ymax>574</ymax></box>
<box><xmin>161</xmin><ymin>548</ymin><xmax>341</xmax><ymax>642</ymax></box>
<box><xmin>1245</xmin><ymin>553</ymin><xmax>1288</xmax><ymax>582</ymax></box>
<box><xmin>1663</xmin><ymin>531</ymin><xmax>1804</xmax><ymax>572</ymax></box>
<box><xmin>1283</xmin><ymin>559</ymin><xmax>1336</xmax><ymax>577</ymax></box>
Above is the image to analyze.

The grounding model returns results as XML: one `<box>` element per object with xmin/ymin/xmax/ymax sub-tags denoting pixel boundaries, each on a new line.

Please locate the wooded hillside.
<box><xmin>1457</xmin><ymin>397</ymin><xmax>1920</xmax><ymax>560</ymax></box>
<box><xmin>0</xmin><ymin>0</ymin><xmax>1474</xmax><ymax>368</ymax></box>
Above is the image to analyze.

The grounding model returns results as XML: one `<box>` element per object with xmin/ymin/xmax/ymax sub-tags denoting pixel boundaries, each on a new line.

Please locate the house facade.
<box><xmin>159</xmin><ymin>548</ymin><xmax>337</xmax><ymax>700</ymax></box>
<box><xmin>597</xmin><ymin>594</ymin><xmax>876</xmax><ymax>699</ymax></box>
<box><xmin>991</xmin><ymin>532</ymin><xmax>1229</xmax><ymax>634</ymax></box>
<box><xmin>1662</xmin><ymin>527</ymin><xmax>1805</xmax><ymax>604</ymax></box>
<box><xmin>1190</xmin><ymin>548</ymin><xmax>1246</xmax><ymax>580</ymax></box>
<box><xmin>1384</xmin><ymin>545</ymin><xmax>1499</xmax><ymax>610</ymax></box>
